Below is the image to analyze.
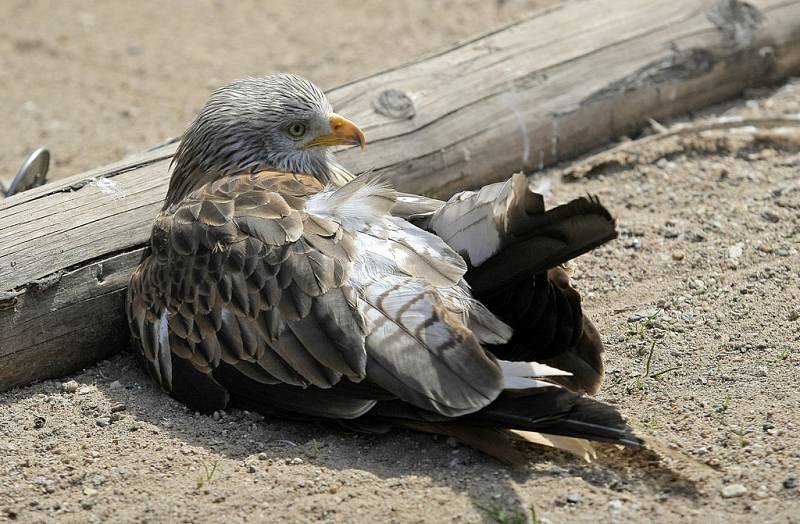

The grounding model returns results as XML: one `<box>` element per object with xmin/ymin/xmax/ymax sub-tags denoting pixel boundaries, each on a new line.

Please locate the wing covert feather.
<box><xmin>127</xmin><ymin>172</ymin><xmax>368</xmax><ymax>402</ymax></box>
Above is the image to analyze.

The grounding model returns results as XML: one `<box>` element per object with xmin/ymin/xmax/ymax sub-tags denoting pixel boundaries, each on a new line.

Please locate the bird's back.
<box><xmin>127</xmin><ymin>170</ymin><xmax>518</xmax><ymax>419</ymax></box>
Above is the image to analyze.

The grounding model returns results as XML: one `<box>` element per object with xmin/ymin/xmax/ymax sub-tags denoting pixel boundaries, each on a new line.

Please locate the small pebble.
<box><xmin>608</xmin><ymin>499</ymin><xmax>623</xmax><ymax>511</ymax></box>
<box><xmin>110</xmin><ymin>403</ymin><xmax>126</xmax><ymax>413</ymax></box>
<box><xmin>257</xmin><ymin>453</ymin><xmax>268</xmax><ymax>461</ymax></box>
<box><xmin>95</xmin><ymin>417</ymin><xmax>110</xmax><ymax>428</ymax></box>
<box><xmin>756</xmin><ymin>148</ymin><xmax>776</xmax><ymax>160</ymax></box>
<box><xmin>78</xmin><ymin>386</ymin><xmax>92</xmax><ymax>395</ymax></box>
<box><xmin>83</xmin><ymin>487</ymin><xmax>98</xmax><ymax>497</ymax></box>
<box><xmin>671</xmin><ymin>251</ymin><xmax>685</xmax><ymax>261</ymax></box>
<box><xmin>721</xmin><ymin>484</ymin><xmax>747</xmax><ymax>498</ymax></box>
<box><xmin>788</xmin><ymin>308</ymin><xmax>800</xmax><ymax>321</ymax></box>
<box><xmin>62</xmin><ymin>380</ymin><xmax>79</xmax><ymax>393</ymax></box>
<box><xmin>712</xmin><ymin>163</ymin><xmax>728</xmax><ymax>178</ymax></box>
<box><xmin>663</xmin><ymin>228</ymin><xmax>681</xmax><ymax>239</ymax></box>
<box><xmin>109</xmin><ymin>380</ymin><xmax>123</xmax><ymax>390</ymax></box>
<box><xmin>446</xmin><ymin>437</ymin><xmax>460</xmax><ymax>448</ymax></box>
<box><xmin>783</xmin><ymin>476</ymin><xmax>797</xmax><ymax>489</ymax></box>
<box><xmin>287</xmin><ymin>457</ymin><xmax>304</xmax><ymax>465</ymax></box>
<box><xmin>752</xmin><ymin>488</ymin><xmax>770</xmax><ymax>500</ymax></box>
<box><xmin>729</xmin><ymin>244</ymin><xmax>743</xmax><ymax>260</ymax></box>
<box><xmin>39</xmin><ymin>479</ymin><xmax>56</xmax><ymax>494</ymax></box>
<box><xmin>628</xmin><ymin>309</ymin><xmax>661</xmax><ymax>322</ymax></box>
<box><xmin>566</xmin><ymin>493</ymin><xmax>581</xmax><ymax>504</ymax></box>
<box><xmin>756</xmin><ymin>243</ymin><xmax>773</xmax><ymax>254</ymax></box>
<box><xmin>685</xmin><ymin>231</ymin><xmax>705</xmax><ymax>242</ymax></box>
<box><xmin>689</xmin><ymin>279</ymin><xmax>706</xmax><ymax>290</ymax></box>
<box><xmin>761</xmin><ymin>210</ymin><xmax>780</xmax><ymax>223</ymax></box>
<box><xmin>623</xmin><ymin>238</ymin><xmax>641</xmax><ymax>250</ymax></box>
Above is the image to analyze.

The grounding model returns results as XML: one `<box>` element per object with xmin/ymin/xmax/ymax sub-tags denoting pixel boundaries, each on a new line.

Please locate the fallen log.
<box><xmin>2</xmin><ymin>0</ymin><xmax>800</xmax><ymax>391</ymax></box>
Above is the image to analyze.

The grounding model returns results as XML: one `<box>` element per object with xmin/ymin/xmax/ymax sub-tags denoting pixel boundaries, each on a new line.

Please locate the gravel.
<box><xmin>721</xmin><ymin>484</ymin><xmax>748</xmax><ymax>499</ymax></box>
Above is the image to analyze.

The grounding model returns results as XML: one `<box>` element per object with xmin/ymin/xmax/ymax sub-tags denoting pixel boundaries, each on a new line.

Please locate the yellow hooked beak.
<box><xmin>304</xmin><ymin>114</ymin><xmax>365</xmax><ymax>150</ymax></box>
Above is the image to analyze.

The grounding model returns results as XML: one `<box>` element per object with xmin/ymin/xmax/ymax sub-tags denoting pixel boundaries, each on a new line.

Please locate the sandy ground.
<box><xmin>1</xmin><ymin>2</ymin><xmax>800</xmax><ymax>524</ymax></box>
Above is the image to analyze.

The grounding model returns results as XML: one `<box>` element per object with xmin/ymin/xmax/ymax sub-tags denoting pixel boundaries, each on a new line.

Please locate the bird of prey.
<box><xmin>127</xmin><ymin>74</ymin><xmax>639</xmax><ymax>463</ymax></box>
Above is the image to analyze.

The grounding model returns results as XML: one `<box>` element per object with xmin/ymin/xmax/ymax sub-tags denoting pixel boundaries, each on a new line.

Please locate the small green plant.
<box><xmin>195</xmin><ymin>459</ymin><xmax>218</xmax><ymax>489</ymax></box>
<box><xmin>530</xmin><ymin>505</ymin><xmax>540</xmax><ymax>524</ymax></box>
<box><xmin>776</xmin><ymin>349</ymin><xmax>790</xmax><ymax>361</ymax></box>
<box><xmin>304</xmin><ymin>439</ymin><xmax>321</xmax><ymax>459</ymax></box>
<box><xmin>718</xmin><ymin>393</ymin><xmax>731</xmax><ymax>413</ymax></box>
<box><xmin>625</xmin><ymin>310</ymin><xmax>661</xmax><ymax>339</ymax></box>
<box><xmin>640</xmin><ymin>415</ymin><xmax>661</xmax><ymax>431</ymax></box>
<box><xmin>475</xmin><ymin>502</ymin><xmax>528</xmax><ymax>524</ymax></box>
<box><xmin>626</xmin><ymin>340</ymin><xmax>680</xmax><ymax>394</ymax></box>
<box><xmin>736</xmin><ymin>429</ymin><xmax>748</xmax><ymax>448</ymax></box>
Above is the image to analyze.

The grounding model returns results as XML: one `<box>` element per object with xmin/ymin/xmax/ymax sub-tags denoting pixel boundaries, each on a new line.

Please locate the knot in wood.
<box><xmin>373</xmin><ymin>89</ymin><xmax>415</xmax><ymax>119</ymax></box>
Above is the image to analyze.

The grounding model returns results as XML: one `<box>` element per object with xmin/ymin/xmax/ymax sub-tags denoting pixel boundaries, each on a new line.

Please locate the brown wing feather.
<box><xmin>127</xmin><ymin>171</ymin><xmax>367</xmax><ymax>412</ymax></box>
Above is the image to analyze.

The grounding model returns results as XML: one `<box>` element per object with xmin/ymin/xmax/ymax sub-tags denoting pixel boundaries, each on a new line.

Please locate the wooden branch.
<box><xmin>3</xmin><ymin>0</ymin><xmax>800</xmax><ymax>391</ymax></box>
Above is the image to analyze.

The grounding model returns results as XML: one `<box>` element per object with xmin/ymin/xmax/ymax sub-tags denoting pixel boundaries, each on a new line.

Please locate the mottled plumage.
<box><xmin>127</xmin><ymin>73</ymin><xmax>640</xmax><ymax>463</ymax></box>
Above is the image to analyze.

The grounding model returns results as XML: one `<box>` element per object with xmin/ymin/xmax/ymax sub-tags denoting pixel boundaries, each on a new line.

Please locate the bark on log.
<box><xmin>2</xmin><ymin>0</ymin><xmax>800</xmax><ymax>391</ymax></box>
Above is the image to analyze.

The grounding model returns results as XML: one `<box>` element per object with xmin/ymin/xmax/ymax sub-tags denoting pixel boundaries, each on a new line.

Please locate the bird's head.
<box><xmin>164</xmin><ymin>73</ymin><xmax>365</xmax><ymax>209</ymax></box>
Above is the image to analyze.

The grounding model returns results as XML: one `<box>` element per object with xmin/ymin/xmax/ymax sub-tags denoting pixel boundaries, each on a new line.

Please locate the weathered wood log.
<box><xmin>2</xmin><ymin>0</ymin><xmax>800</xmax><ymax>391</ymax></box>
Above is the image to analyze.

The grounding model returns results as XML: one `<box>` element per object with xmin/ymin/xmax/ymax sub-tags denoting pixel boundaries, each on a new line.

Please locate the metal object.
<box><xmin>2</xmin><ymin>148</ymin><xmax>50</xmax><ymax>198</ymax></box>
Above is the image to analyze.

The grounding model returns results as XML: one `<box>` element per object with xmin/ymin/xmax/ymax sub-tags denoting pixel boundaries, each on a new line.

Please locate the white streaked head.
<box><xmin>164</xmin><ymin>74</ymin><xmax>365</xmax><ymax>209</ymax></box>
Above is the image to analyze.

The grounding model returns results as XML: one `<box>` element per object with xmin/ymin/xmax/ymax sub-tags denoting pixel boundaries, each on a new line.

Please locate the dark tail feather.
<box><xmin>417</xmin><ymin>178</ymin><xmax>615</xmax><ymax>394</ymax></box>
<box><xmin>457</xmin><ymin>192</ymin><xmax>615</xmax><ymax>396</ymax></box>
<box><xmin>469</xmin><ymin>388</ymin><xmax>643</xmax><ymax>448</ymax></box>
<box><xmin>465</xmin><ymin>195</ymin><xmax>617</xmax><ymax>296</ymax></box>
<box><xmin>542</xmin><ymin>315</ymin><xmax>605</xmax><ymax>394</ymax></box>
<box><xmin>366</xmin><ymin>388</ymin><xmax>642</xmax><ymax>464</ymax></box>
<box><xmin>477</xmin><ymin>266</ymin><xmax>605</xmax><ymax>395</ymax></box>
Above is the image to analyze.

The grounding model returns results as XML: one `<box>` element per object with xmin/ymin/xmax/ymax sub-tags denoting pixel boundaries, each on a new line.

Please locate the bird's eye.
<box><xmin>287</xmin><ymin>122</ymin><xmax>307</xmax><ymax>138</ymax></box>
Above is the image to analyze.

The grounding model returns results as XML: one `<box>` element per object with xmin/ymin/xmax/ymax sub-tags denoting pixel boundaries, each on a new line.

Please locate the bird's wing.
<box><xmin>301</xmin><ymin>174</ymin><xmax>512</xmax><ymax>417</ymax></box>
<box><xmin>127</xmin><ymin>171</ymin><xmax>526</xmax><ymax>419</ymax></box>
<box><xmin>127</xmin><ymin>172</ymin><xmax>367</xmax><ymax>406</ymax></box>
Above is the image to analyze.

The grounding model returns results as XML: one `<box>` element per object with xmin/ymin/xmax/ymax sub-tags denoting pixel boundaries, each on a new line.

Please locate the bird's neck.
<box><xmin>162</xmin><ymin>150</ymin><xmax>353</xmax><ymax>211</ymax></box>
